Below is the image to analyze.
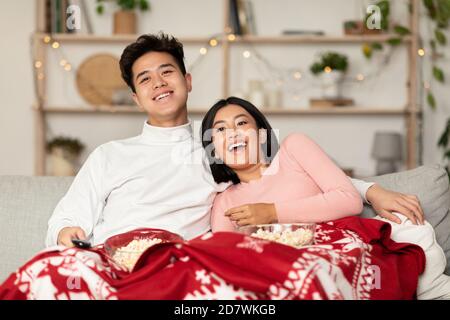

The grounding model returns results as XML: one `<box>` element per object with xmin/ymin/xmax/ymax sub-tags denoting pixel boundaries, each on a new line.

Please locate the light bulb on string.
<box><xmin>418</xmin><ymin>48</ymin><xmax>425</xmax><ymax>57</ymax></box>
<box><xmin>293</xmin><ymin>71</ymin><xmax>302</xmax><ymax>80</ymax></box>
<box><xmin>52</xmin><ymin>42</ymin><xmax>60</xmax><ymax>49</ymax></box>
<box><xmin>43</xmin><ymin>35</ymin><xmax>51</xmax><ymax>44</ymax></box>
<box><xmin>209</xmin><ymin>39</ymin><xmax>218</xmax><ymax>47</ymax></box>
<box><xmin>60</xmin><ymin>59</ymin><xmax>68</xmax><ymax>67</ymax></box>
<box><xmin>356</xmin><ymin>73</ymin><xmax>365</xmax><ymax>81</ymax></box>
<box><xmin>243</xmin><ymin>50</ymin><xmax>251</xmax><ymax>58</ymax></box>
<box><xmin>64</xmin><ymin>64</ymin><xmax>72</xmax><ymax>72</ymax></box>
<box><xmin>324</xmin><ymin>66</ymin><xmax>332</xmax><ymax>73</ymax></box>
<box><xmin>35</xmin><ymin>61</ymin><xmax>43</xmax><ymax>69</ymax></box>
<box><xmin>227</xmin><ymin>34</ymin><xmax>236</xmax><ymax>41</ymax></box>
<box><xmin>199</xmin><ymin>47</ymin><xmax>208</xmax><ymax>55</ymax></box>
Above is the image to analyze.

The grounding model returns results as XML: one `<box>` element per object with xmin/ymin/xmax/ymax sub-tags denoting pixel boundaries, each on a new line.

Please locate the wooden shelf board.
<box><xmin>232</xmin><ymin>34</ymin><xmax>412</xmax><ymax>44</ymax></box>
<box><xmin>35</xmin><ymin>33</ymin><xmax>412</xmax><ymax>45</ymax></box>
<box><xmin>35</xmin><ymin>33</ymin><xmax>214</xmax><ymax>44</ymax></box>
<box><xmin>39</xmin><ymin>106</ymin><xmax>418</xmax><ymax>116</ymax></box>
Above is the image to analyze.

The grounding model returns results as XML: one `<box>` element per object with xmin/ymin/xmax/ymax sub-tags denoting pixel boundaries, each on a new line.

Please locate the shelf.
<box><xmin>38</xmin><ymin>106</ymin><xmax>418</xmax><ymax>116</ymax></box>
<box><xmin>35</xmin><ymin>33</ymin><xmax>215</xmax><ymax>45</ymax></box>
<box><xmin>35</xmin><ymin>33</ymin><xmax>411</xmax><ymax>45</ymax></box>
<box><xmin>231</xmin><ymin>34</ymin><xmax>412</xmax><ymax>44</ymax></box>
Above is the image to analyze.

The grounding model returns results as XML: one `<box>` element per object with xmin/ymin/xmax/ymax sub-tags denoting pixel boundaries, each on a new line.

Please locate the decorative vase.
<box><xmin>247</xmin><ymin>80</ymin><xmax>265</xmax><ymax>108</ymax></box>
<box><xmin>320</xmin><ymin>70</ymin><xmax>343</xmax><ymax>99</ymax></box>
<box><xmin>49</xmin><ymin>147</ymin><xmax>78</xmax><ymax>176</ymax></box>
<box><xmin>113</xmin><ymin>10</ymin><xmax>136</xmax><ymax>34</ymax></box>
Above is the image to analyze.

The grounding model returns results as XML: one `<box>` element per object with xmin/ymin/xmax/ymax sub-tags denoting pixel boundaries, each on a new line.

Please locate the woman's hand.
<box><xmin>366</xmin><ymin>184</ymin><xmax>425</xmax><ymax>225</ymax></box>
<box><xmin>225</xmin><ymin>203</ymin><xmax>278</xmax><ymax>227</ymax></box>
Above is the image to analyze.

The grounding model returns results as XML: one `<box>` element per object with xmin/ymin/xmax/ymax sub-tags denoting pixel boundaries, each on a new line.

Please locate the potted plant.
<box><xmin>310</xmin><ymin>52</ymin><xmax>348</xmax><ymax>99</ymax></box>
<box><xmin>46</xmin><ymin>137</ymin><xmax>85</xmax><ymax>176</ymax></box>
<box><xmin>96</xmin><ymin>0</ymin><xmax>150</xmax><ymax>35</ymax></box>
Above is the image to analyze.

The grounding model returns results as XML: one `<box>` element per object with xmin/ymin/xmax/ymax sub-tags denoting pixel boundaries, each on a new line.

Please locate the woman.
<box><xmin>201</xmin><ymin>97</ymin><xmax>363</xmax><ymax>230</ymax></box>
<box><xmin>201</xmin><ymin>96</ymin><xmax>450</xmax><ymax>299</ymax></box>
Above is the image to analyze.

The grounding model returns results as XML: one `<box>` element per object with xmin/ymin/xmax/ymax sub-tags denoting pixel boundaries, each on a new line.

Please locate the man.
<box><xmin>49</xmin><ymin>33</ymin><xmax>424</xmax><ymax>248</ymax></box>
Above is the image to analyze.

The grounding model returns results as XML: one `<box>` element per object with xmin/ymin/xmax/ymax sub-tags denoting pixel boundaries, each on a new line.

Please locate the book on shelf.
<box><xmin>243</xmin><ymin>0</ymin><xmax>257</xmax><ymax>35</ymax></box>
<box><xmin>229</xmin><ymin>0</ymin><xmax>256</xmax><ymax>35</ymax></box>
<box><xmin>229</xmin><ymin>0</ymin><xmax>242</xmax><ymax>35</ymax></box>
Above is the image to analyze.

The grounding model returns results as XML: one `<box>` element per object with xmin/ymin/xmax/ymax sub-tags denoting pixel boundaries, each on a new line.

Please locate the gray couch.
<box><xmin>1</xmin><ymin>165</ymin><xmax>449</xmax><ymax>283</ymax></box>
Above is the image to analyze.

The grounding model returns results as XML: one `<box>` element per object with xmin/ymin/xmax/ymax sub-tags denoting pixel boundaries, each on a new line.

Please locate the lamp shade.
<box><xmin>371</xmin><ymin>132</ymin><xmax>402</xmax><ymax>160</ymax></box>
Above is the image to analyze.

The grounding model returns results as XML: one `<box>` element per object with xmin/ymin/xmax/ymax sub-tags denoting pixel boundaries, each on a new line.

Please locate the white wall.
<box><xmin>0</xmin><ymin>0</ymin><xmax>449</xmax><ymax>176</ymax></box>
<box><xmin>0</xmin><ymin>1</ymin><xmax>35</xmax><ymax>175</ymax></box>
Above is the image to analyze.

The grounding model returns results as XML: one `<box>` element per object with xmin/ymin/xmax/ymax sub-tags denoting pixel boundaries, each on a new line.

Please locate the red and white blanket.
<box><xmin>0</xmin><ymin>217</ymin><xmax>425</xmax><ymax>300</ymax></box>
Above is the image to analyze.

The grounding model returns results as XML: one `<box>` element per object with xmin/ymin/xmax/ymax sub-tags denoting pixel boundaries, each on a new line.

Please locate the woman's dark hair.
<box><xmin>201</xmin><ymin>97</ymin><xmax>279</xmax><ymax>185</ymax></box>
<box><xmin>119</xmin><ymin>32</ymin><xmax>187</xmax><ymax>93</ymax></box>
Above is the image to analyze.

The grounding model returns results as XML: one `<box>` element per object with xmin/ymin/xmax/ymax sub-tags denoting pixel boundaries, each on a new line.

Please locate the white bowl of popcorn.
<box><xmin>238</xmin><ymin>223</ymin><xmax>316</xmax><ymax>248</ymax></box>
<box><xmin>104</xmin><ymin>228</ymin><xmax>184</xmax><ymax>272</ymax></box>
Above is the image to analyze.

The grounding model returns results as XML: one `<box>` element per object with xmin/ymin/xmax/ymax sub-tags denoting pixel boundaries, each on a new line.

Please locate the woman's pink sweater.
<box><xmin>211</xmin><ymin>133</ymin><xmax>363</xmax><ymax>232</ymax></box>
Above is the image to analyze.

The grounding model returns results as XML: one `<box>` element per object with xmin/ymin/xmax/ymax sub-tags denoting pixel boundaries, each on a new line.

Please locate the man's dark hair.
<box><xmin>201</xmin><ymin>96</ymin><xmax>280</xmax><ymax>185</ymax></box>
<box><xmin>119</xmin><ymin>33</ymin><xmax>187</xmax><ymax>92</ymax></box>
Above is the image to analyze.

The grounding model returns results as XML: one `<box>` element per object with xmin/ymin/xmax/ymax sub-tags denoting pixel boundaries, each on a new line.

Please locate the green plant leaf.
<box><xmin>139</xmin><ymin>0</ymin><xmax>150</xmax><ymax>11</ymax></box>
<box><xmin>96</xmin><ymin>4</ymin><xmax>104</xmax><ymax>14</ymax></box>
<box><xmin>435</xmin><ymin>29</ymin><xmax>447</xmax><ymax>45</ymax></box>
<box><xmin>427</xmin><ymin>92</ymin><xmax>437</xmax><ymax>110</ymax></box>
<box><xmin>423</xmin><ymin>0</ymin><xmax>437</xmax><ymax>19</ymax></box>
<box><xmin>371</xmin><ymin>42</ymin><xmax>383</xmax><ymax>50</ymax></box>
<box><xmin>438</xmin><ymin>122</ymin><xmax>450</xmax><ymax>148</ymax></box>
<box><xmin>394</xmin><ymin>25</ymin><xmax>411</xmax><ymax>36</ymax></box>
<box><xmin>362</xmin><ymin>44</ymin><xmax>372</xmax><ymax>59</ymax></box>
<box><xmin>387</xmin><ymin>37</ymin><xmax>402</xmax><ymax>46</ymax></box>
<box><xmin>433</xmin><ymin>66</ymin><xmax>446</xmax><ymax>83</ymax></box>
<box><xmin>430</xmin><ymin>39</ymin><xmax>437</xmax><ymax>51</ymax></box>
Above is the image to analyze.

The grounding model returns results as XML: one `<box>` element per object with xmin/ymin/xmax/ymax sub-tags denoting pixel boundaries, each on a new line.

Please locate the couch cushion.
<box><xmin>0</xmin><ymin>176</ymin><xmax>73</xmax><ymax>282</ymax></box>
<box><xmin>360</xmin><ymin>165</ymin><xmax>450</xmax><ymax>275</ymax></box>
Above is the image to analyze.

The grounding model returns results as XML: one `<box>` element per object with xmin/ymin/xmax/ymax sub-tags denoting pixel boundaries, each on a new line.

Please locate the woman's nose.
<box><xmin>226</xmin><ymin>128</ymin><xmax>242</xmax><ymax>140</ymax></box>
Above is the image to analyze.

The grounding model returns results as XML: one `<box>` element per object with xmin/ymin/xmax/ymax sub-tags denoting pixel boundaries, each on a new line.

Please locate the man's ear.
<box><xmin>259</xmin><ymin>129</ymin><xmax>268</xmax><ymax>144</ymax></box>
<box><xmin>185</xmin><ymin>73</ymin><xmax>193</xmax><ymax>92</ymax></box>
<box><xmin>132</xmin><ymin>92</ymin><xmax>145</xmax><ymax>112</ymax></box>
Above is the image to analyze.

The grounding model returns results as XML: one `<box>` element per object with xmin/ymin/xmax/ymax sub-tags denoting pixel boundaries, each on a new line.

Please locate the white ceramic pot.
<box><xmin>49</xmin><ymin>148</ymin><xmax>78</xmax><ymax>176</ymax></box>
<box><xmin>320</xmin><ymin>70</ymin><xmax>343</xmax><ymax>99</ymax></box>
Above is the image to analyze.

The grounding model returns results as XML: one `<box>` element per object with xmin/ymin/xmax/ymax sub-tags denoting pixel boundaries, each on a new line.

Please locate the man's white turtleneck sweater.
<box><xmin>46</xmin><ymin>120</ymin><xmax>229</xmax><ymax>246</ymax></box>
<box><xmin>46</xmin><ymin>120</ymin><xmax>374</xmax><ymax>247</ymax></box>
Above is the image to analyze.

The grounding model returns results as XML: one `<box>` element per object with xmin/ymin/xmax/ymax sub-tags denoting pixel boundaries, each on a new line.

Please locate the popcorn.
<box><xmin>112</xmin><ymin>238</ymin><xmax>163</xmax><ymax>271</ymax></box>
<box><xmin>251</xmin><ymin>228</ymin><xmax>314</xmax><ymax>248</ymax></box>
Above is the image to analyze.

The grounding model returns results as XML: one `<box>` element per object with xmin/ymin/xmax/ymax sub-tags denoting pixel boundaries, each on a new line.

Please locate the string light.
<box><xmin>199</xmin><ymin>47</ymin><xmax>208</xmax><ymax>55</ymax></box>
<box><xmin>43</xmin><ymin>35</ymin><xmax>51</xmax><ymax>44</ymax></box>
<box><xmin>35</xmin><ymin>61</ymin><xmax>43</xmax><ymax>69</ymax></box>
<box><xmin>418</xmin><ymin>48</ymin><xmax>425</xmax><ymax>57</ymax></box>
<box><xmin>52</xmin><ymin>41</ymin><xmax>60</xmax><ymax>49</ymax></box>
<box><xmin>227</xmin><ymin>34</ymin><xmax>236</xmax><ymax>41</ymax></box>
<box><xmin>324</xmin><ymin>66</ymin><xmax>332</xmax><ymax>73</ymax></box>
<box><xmin>37</xmin><ymin>73</ymin><xmax>45</xmax><ymax>80</ymax></box>
<box><xmin>64</xmin><ymin>64</ymin><xmax>72</xmax><ymax>71</ymax></box>
<box><xmin>356</xmin><ymin>73</ymin><xmax>365</xmax><ymax>81</ymax></box>
<box><xmin>293</xmin><ymin>71</ymin><xmax>302</xmax><ymax>80</ymax></box>
<box><xmin>209</xmin><ymin>39</ymin><xmax>218</xmax><ymax>47</ymax></box>
<box><xmin>243</xmin><ymin>50</ymin><xmax>251</xmax><ymax>58</ymax></box>
<box><xmin>60</xmin><ymin>59</ymin><xmax>68</xmax><ymax>67</ymax></box>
